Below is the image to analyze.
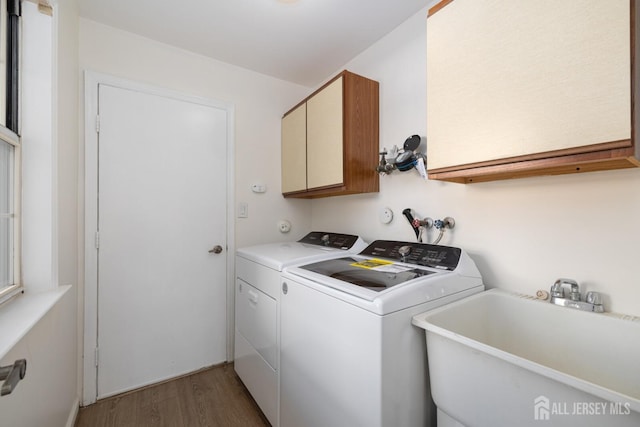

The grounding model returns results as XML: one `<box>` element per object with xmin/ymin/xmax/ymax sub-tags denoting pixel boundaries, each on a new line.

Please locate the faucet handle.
<box><xmin>550</xmin><ymin>281</ymin><xmax>565</xmax><ymax>298</ymax></box>
<box><xmin>586</xmin><ymin>291</ymin><xmax>603</xmax><ymax>305</ymax></box>
<box><xmin>586</xmin><ymin>292</ymin><xmax>604</xmax><ymax>313</ymax></box>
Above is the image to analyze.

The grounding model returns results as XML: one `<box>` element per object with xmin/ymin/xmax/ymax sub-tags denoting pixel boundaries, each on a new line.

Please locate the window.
<box><xmin>0</xmin><ymin>0</ymin><xmax>20</xmax><ymax>304</ymax></box>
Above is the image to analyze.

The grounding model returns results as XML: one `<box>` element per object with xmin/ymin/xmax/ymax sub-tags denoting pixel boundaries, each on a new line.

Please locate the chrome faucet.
<box><xmin>549</xmin><ymin>278</ymin><xmax>604</xmax><ymax>313</ymax></box>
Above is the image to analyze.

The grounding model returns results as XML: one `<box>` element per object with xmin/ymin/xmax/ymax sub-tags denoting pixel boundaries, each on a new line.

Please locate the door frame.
<box><xmin>82</xmin><ymin>71</ymin><xmax>235</xmax><ymax>405</ymax></box>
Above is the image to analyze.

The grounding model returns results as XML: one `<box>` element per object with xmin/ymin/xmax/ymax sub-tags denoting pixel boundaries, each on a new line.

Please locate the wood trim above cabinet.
<box><xmin>282</xmin><ymin>70</ymin><xmax>379</xmax><ymax>198</ymax></box>
<box><xmin>426</xmin><ymin>0</ymin><xmax>639</xmax><ymax>184</ymax></box>
<box><xmin>428</xmin><ymin>0</ymin><xmax>454</xmax><ymax>17</ymax></box>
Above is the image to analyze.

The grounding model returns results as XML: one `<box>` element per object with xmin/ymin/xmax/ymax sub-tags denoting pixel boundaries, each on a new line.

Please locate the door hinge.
<box><xmin>95</xmin><ymin>115</ymin><xmax>100</xmax><ymax>133</ymax></box>
<box><xmin>95</xmin><ymin>231</ymin><xmax>100</xmax><ymax>249</ymax></box>
<box><xmin>94</xmin><ymin>347</ymin><xmax>99</xmax><ymax>367</ymax></box>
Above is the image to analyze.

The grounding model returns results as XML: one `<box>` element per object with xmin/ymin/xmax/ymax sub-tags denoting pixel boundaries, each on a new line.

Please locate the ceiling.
<box><xmin>77</xmin><ymin>0</ymin><xmax>431</xmax><ymax>87</ymax></box>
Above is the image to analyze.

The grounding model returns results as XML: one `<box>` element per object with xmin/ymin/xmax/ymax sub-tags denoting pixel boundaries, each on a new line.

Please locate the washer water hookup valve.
<box><xmin>434</xmin><ymin>217</ymin><xmax>455</xmax><ymax>230</ymax></box>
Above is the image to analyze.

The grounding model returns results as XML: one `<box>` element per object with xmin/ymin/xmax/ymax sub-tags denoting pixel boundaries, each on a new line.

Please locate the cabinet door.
<box><xmin>307</xmin><ymin>77</ymin><xmax>344</xmax><ymax>189</ymax></box>
<box><xmin>281</xmin><ymin>103</ymin><xmax>307</xmax><ymax>193</ymax></box>
<box><xmin>427</xmin><ymin>0</ymin><xmax>631</xmax><ymax>171</ymax></box>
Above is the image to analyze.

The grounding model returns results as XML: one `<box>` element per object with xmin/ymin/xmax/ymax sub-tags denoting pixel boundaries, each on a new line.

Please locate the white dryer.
<box><xmin>279</xmin><ymin>240</ymin><xmax>484</xmax><ymax>427</ymax></box>
<box><xmin>234</xmin><ymin>232</ymin><xmax>367</xmax><ymax>426</ymax></box>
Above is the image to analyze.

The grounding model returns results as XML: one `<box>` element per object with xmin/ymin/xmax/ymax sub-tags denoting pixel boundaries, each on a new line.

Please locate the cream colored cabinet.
<box><xmin>426</xmin><ymin>0</ymin><xmax>640</xmax><ymax>183</ymax></box>
<box><xmin>281</xmin><ymin>70</ymin><xmax>379</xmax><ymax>198</ymax></box>
<box><xmin>281</xmin><ymin>103</ymin><xmax>307</xmax><ymax>194</ymax></box>
<box><xmin>306</xmin><ymin>77</ymin><xmax>344</xmax><ymax>190</ymax></box>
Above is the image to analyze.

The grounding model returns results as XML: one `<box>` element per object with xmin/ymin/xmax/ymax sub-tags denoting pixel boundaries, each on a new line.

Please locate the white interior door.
<box><xmin>94</xmin><ymin>83</ymin><xmax>229</xmax><ymax>399</ymax></box>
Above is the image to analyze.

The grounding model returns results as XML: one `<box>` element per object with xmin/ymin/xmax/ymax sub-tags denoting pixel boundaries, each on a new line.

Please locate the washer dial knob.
<box><xmin>398</xmin><ymin>245</ymin><xmax>412</xmax><ymax>258</ymax></box>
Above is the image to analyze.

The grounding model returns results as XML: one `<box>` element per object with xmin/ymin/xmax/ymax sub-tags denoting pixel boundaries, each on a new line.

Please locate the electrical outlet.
<box><xmin>278</xmin><ymin>220</ymin><xmax>291</xmax><ymax>233</ymax></box>
<box><xmin>251</xmin><ymin>183</ymin><xmax>266</xmax><ymax>193</ymax></box>
<box><xmin>379</xmin><ymin>207</ymin><xmax>393</xmax><ymax>224</ymax></box>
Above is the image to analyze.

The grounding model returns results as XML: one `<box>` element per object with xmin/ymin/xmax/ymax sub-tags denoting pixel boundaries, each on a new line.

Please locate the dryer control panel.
<box><xmin>298</xmin><ymin>232</ymin><xmax>362</xmax><ymax>250</ymax></box>
<box><xmin>360</xmin><ymin>240</ymin><xmax>462</xmax><ymax>271</ymax></box>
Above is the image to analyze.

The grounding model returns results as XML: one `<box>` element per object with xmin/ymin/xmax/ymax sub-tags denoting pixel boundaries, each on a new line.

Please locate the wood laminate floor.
<box><xmin>75</xmin><ymin>363</ymin><xmax>270</xmax><ymax>427</ymax></box>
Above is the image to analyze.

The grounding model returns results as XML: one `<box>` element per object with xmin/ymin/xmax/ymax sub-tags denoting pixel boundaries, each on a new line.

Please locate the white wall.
<box><xmin>0</xmin><ymin>1</ymin><xmax>80</xmax><ymax>425</ymax></box>
<box><xmin>0</xmin><ymin>287</ymin><xmax>77</xmax><ymax>427</ymax></box>
<box><xmin>54</xmin><ymin>0</ymin><xmax>80</xmax><ymax>291</ymax></box>
<box><xmin>54</xmin><ymin>0</ymin><xmax>81</xmax><ymax>414</ymax></box>
<box><xmin>21</xmin><ymin>0</ymin><xmax>53</xmax><ymax>292</ymax></box>
<box><xmin>78</xmin><ymin>19</ymin><xmax>313</xmax><ymax>251</ymax></box>
<box><xmin>311</xmin><ymin>7</ymin><xmax>640</xmax><ymax>316</ymax></box>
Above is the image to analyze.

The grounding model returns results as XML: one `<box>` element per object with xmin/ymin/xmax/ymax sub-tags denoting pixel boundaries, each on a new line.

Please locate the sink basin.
<box><xmin>412</xmin><ymin>289</ymin><xmax>640</xmax><ymax>427</ymax></box>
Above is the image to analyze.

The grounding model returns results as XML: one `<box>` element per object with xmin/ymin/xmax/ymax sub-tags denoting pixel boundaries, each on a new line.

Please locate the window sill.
<box><xmin>0</xmin><ymin>285</ymin><xmax>71</xmax><ymax>360</ymax></box>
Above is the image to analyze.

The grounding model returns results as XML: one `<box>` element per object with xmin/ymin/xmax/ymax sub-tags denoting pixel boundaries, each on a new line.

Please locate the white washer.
<box><xmin>234</xmin><ymin>232</ymin><xmax>367</xmax><ymax>426</ymax></box>
<box><xmin>279</xmin><ymin>240</ymin><xmax>484</xmax><ymax>427</ymax></box>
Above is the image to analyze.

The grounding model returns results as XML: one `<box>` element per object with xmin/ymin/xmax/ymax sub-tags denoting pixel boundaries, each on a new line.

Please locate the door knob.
<box><xmin>208</xmin><ymin>245</ymin><xmax>223</xmax><ymax>254</ymax></box>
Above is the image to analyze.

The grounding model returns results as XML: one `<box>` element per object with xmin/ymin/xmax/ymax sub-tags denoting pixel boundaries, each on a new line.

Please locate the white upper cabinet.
<box><xmin>426</xmin><ymin>0</ymin><xmax>639</xmax><ymax>183</ymax></box>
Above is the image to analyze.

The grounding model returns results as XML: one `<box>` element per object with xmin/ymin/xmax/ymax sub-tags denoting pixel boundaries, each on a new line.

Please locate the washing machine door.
<box><xmin>298</xmin><ymin>257</ymin><xmax>437</xmax><ymax>291</ymax></box>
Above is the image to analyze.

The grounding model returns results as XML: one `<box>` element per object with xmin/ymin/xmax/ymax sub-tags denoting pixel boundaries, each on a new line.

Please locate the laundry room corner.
<box><xmin>310</xmin><ymin>5</ymin><xmax>640</xmax><ymax>317</ymax></box>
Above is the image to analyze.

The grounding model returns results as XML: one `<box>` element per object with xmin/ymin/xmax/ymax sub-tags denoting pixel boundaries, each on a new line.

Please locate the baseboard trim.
<box><xmin>65</xmin><ymin>396</ymin><xmax>80</xmax><ymax>427</ymax></box>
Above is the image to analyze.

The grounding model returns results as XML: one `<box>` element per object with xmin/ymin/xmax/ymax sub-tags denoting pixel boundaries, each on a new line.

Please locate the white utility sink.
<box><xmin>412</xmin><ymin>289</ymin><xmax>640</xmax><ymax>427</ymax></box>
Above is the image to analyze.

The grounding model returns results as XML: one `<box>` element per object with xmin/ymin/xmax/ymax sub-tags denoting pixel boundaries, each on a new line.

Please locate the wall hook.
<box><xmin>0</xmin><ymin>359</ymin><xmax>27</xmax><ymax>396</ymax></box>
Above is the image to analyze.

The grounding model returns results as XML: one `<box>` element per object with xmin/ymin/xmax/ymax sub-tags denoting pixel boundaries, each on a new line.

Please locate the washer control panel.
<box><xmin>360</xmin><ymin>240</ymin><xmax>462</xmax><ymax>271</ymax></box>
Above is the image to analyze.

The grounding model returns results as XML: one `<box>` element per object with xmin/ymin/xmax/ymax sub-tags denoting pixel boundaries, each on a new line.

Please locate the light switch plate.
<box><xmin>238</xmin><ymin>202</ymin><xmax>248</xmax><ymax>218</ymax></box>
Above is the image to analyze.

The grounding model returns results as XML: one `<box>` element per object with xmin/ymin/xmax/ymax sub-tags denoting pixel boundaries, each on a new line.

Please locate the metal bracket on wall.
<box><xmin>0</xmin><ymin>359</ymin><xmax>27</xmax><ymax>396</ymax></box>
